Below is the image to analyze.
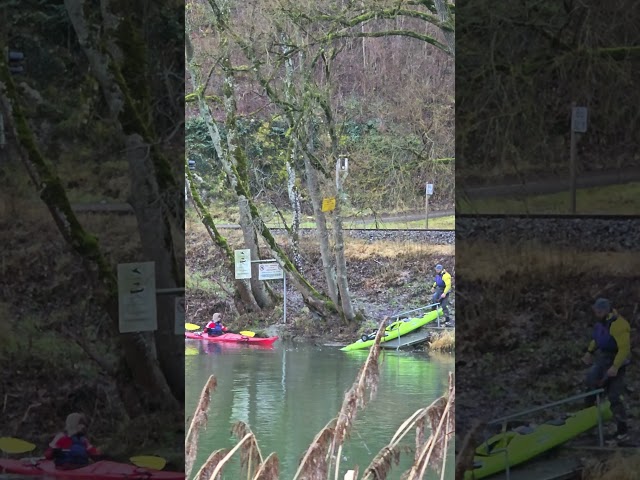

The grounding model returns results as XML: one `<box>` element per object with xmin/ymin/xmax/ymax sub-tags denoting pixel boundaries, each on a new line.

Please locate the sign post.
<box><xmin>425</xmin><ymin>183</ymin><xmax>434</xmax><ymax>229</ymax></box>
<box><xmin>570</xmin><ymin>104</ymin><xmax>587</xmax><ymax>214</ymax></box>
<box><xmin>234</xmin><ymin>249</ymin><xmax>252</xmax><ymax>279</ymax></box>
<box><xmin>117</xmin><ymin>262</ymin><xmax>157</xmax><ymax>333</ymax></box>
<box><xmin>174</xmin><ymin>297</ymin><xmax>185</xmax><ymax>334</ymax></box>
<box><xmin>256</xmin><ymin>260</ymin><xmax>287</xmax><ymax>324</ymax></box>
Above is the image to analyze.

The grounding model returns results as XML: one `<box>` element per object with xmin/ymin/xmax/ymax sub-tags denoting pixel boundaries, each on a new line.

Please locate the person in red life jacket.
<box><xmin>44</xmin><ymin>413</ymin><xmax>101</xmax><ymax>469</ymax></box>
<box><xmin>582</xmin><ymin>298</ymin><xmax>631</xmax><ymax>443</ymax></box>
<box><xmin>205</xmin><ymin>313</ymin><xmax>228</xmax><ymax>336</ymax></box>
<box><xmin>430</xmin><ymin>264</ymin><xmax>453</xmax><ymax>325</ymax></box>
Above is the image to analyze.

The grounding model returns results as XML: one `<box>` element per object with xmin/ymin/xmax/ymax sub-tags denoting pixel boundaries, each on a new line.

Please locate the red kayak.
<box><xmin>185</xmin><ymin>331</ymin><xmax>278</xmax><ymax>345</ymax></box>
<box><xmin>0</xmin><ymin>459</ymin><xmax>184</xmax><ymax>480</ymax></box>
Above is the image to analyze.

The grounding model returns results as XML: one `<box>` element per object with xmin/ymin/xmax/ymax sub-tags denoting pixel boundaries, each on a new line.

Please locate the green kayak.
<box><xmin>464</xmin><ymin>401</ymin><xmax>613</xmax><ymax>479</ymax></box>
<box><xmin>340</xmin><ymin>308</ymin><xmax>443</xmax><ymax>351</ymax></box>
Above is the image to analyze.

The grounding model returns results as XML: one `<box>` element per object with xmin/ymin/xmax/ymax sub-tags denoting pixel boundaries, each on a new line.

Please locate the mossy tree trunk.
<box><xmin>282</xmin><ymin>35</ymin><xmax>303</xmax><ymax>273</ymax></box>
<box><xmin>315</xmin><ymin>51</ymin><xmax>356</xmax><ymax>322</ymax></box>
<box><xmin>230</xmin><ymin>27</ymin><xmax>342</xmax><ymax>309</ymax></box>
<box><xmin>63</xmin><ymin>0</ymin><xmax>185</xmax><ymax>405</ymax></box>
<box><xmin>220</xmin><ymin>50</ymin><xmax>274</xmax><ymax>309</ymax></box>
<box><xmin>186</xmin><ymin>165</ymin><xmax>261</xmax><ymax>313</ymax></box>
<box><xmin>0</xmin><ymin>64</ymin><xmax>179</xmax><ymax>415</ymax></box>
<box><xmin>185</xmin><ymin>29</ymin><xmax>268</xmax><ymax>312</ymax></box>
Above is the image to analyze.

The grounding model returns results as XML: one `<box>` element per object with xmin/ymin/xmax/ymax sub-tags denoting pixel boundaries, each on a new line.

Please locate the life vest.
<box><xmin>434</xmin><ymin>272</ymin><xmax>446</xmax><ymax>289</ymax></box>
<box><xmin>54</xmin><ymin>434</ymin><xmax>90</xmax><ymax>466</ymax></box>
<box><xmin>592</xmin><ymin>314</ymin><xmax>627</xmax><ymax>361</ymax></box>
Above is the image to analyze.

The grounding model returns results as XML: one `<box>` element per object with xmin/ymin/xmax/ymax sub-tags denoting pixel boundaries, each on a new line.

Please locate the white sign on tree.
<box><xmin>258</xmin><ymin>263</ymin><xmax>284</xmax><ymax>280</ymax></box>
<box><xmin>117</xmin><ymin>262</ymin><xmax>157</xmax><ymax>333</ymax></box>
<box><xmin>234</xmin><ymin>249</ymin><xmax>252</xmax><ymax>279</ymax></box>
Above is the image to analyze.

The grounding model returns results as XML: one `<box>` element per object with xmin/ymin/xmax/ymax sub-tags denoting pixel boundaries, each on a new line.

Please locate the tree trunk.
<box><xmin>300</xmin><ymin>121</ymin><xmax>339</xmax><ymax>305</ymax></box>
<box><xmin>126</xmin><ymin>135</ymin><xmax>184</xmax><ymax>401</ymax></box>
<box><xmin>185</xmin><ymin>32</ymin><xmax>266</xmax><ymax>312</ymax></box>
<box><xmin>286</xmin><ymin>141</ymin><xmax>303</xmax><ymax>272</ymax></box>
<box><xmin>318</xmin><ymin>56</ymin><xmax>356</xmax><ymax>322</ymax></box>
<box><xmin>221</xmin><ymin>55</ymin><xmax>273</xmax><ymax>309</ymax></box>
<box><xmin>282</xmin><ymin>37</ymin><xmax>303</xmax><ymax>272</ymax></box>
<box><xmin>186</xmin><ymin>167</ymin><xmax>261</xmax><ymax>313</ymax></box>
<box><xmin>433</xmin><ymin>0</ymin><xmax>455</xmax><ymax>56</ymax></box>
<box><xmin>0</xmin><ymin>72</ymin><xmax>179</xmax><ymax>414</ymax></box>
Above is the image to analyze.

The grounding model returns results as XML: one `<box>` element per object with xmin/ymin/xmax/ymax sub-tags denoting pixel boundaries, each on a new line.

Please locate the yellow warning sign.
<box><xmin>322</xmin><ymin>197</ymin><xmax>336</xmax><ymax>212</ymax></box>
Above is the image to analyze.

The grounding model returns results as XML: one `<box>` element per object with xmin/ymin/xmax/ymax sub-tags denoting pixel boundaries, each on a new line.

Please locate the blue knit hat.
<box><xmin>593</xmin><ymin>298</ymin><xmax>611</xmax><ymax>312</ymax></box>
<box><xmin>435</xmin><ymin>264</ymin><xmax>443</xmax><ymax>272</ymax></box>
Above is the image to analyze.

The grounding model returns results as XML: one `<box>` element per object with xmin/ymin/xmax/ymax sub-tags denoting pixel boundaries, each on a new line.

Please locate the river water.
<box><xmin>185</xmin><ymin>339</ymin><xmax>454</xmax><ymax>479</ymax></box>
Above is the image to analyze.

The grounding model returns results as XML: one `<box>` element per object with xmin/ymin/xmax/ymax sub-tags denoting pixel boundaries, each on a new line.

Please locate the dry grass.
<box><xmin>188</xmin><ymin>321</ymin><xmax>455</xmax><ymax>480</ymax></box>
<box><xmin>404</xmin><ymin>373</ymin><xmax>455</xmax><ymax>480</ymax></box>
<box><xmin>343</xmin><ymin>240</ymin><xmax>454</xmax><ymax>261</ymax></box>
<box><xmin>185</xmin><ymin>375</ymin><xmax>217</xmax><ymax>479</ymax></box>
<box><xmin>582</xmin><ymin>453</ymin><xmax>640</xmax><ymax>480</ymax></box>
<box><xmin>454</xmin><ymin>421</ymin><xmax>485</xmax><ymax>480</ymax></box>
<box><xmin>458</xmin><ymin>241</ymin><xmax>640</xmax><ymax>281</ymax></box>
<box><xmin>428</xmin><ymin>330</ymin><xmax>455</xmax><ymax>353</ymax></box>
<box><xmin>193</xmin><ymin>448</ymin><xmax>228</xmax><ymax>480</ymax></box>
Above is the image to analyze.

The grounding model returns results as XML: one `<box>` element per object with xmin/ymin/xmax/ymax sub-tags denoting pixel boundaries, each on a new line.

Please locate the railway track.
<box><xmin>218</xmin><ymin>225</ymin><xmax>454</xmax><ymax>232</ymax></box>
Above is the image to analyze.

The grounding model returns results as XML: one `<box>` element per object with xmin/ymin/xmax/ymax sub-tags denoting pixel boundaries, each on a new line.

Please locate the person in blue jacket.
<box><xmin>431</xmin><ymin>264</ymin><xmax>452</xmax><ymax>325</ymax></box>
<box><xmin>582</xmin><ymin>298</ymin><xmax>631</xmax><ymax>443</ymax></box>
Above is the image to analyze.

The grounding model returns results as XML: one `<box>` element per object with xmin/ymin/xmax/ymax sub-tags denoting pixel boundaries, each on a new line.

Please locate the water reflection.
<box><xmin>185</xmin><ymin>340</ymin><xmax>454</xmax><ymax>479</ymax></box>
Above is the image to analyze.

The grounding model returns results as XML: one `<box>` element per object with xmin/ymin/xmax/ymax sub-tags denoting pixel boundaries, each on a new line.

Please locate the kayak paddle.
<box><xmin>187</xmin><ymin>322</ymin><xmax>256</xmax><ymax>337</ymax></box>
<box><xmin>130</xmin><ymin>455</ymin><xmax>167</xmax><ymax>470</ymax></box>
<box><xmin>0</xmin><ymin>437</ymin><xmax>36</xmax><ymax>454</ymax></box>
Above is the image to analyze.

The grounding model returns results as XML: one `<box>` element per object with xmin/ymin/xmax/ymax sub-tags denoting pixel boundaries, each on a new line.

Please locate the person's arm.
<box><xmin>45</xmin><ymin>434</ymin><xmax>66</xmax><ymax>460</ymax></box>
<box><xmin>443</xmin><ymin>273</ymin><xmax>452</xmax><ymax>295</ymax></box>
<box><xmin>610</xmin><ymin>317</ymin><xmax>631</xmax><ymax>369</ymax></box>
<box><xmin>83</xmin><ymin>437</ymin><xmax>101</xmax><ymax>458</ymax></box>
<box><xmin>44</xmin><ymin>447</ymin><xmax>55</xmax><ymax>460</ymax></box>
<box><xmin>586</xmin><ymin>339</ymin><xmax>597</xmax><ymax>353</ymax></box>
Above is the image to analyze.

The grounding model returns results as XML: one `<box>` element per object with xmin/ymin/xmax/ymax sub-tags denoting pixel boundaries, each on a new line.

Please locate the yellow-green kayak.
<box><xmin>340</xmin><ymin>308</ymin><xmax>443</xmax><ymax>351</ymax></box>
<box><xmin>465</xmin><ymin>402</ymin><xmax>613</xmax><ymax>479</ymax></box>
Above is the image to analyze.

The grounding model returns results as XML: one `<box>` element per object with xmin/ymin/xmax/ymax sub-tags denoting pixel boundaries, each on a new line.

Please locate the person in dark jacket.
<box><xmin>582</xmin><ymin>298</ymin><xmax>631</xmax><ymax>443</ymax></box>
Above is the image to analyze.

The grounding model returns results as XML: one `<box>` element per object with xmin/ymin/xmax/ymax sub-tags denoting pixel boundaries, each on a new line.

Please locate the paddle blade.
<box><xmin>0</xmin><ymin>437</ymin><xmax>36</xmax><ymax>454</ymax></box>
<box><xmin>239</xmin><ymin>331</ymin><xmax>255</xmax><ymax>337</ymax></box>
<box><xmin>185</xmin><ymin>323</ymin><xmax>201</xmax><ymax>331</ymax></box>
<box><xmin>130</xmin><ymin>455</ymin><xmax>166</xmax><ymax>470</ymax></box>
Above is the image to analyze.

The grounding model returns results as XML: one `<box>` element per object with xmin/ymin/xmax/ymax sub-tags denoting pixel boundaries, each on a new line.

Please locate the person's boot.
<box><xmin>615</xmin><ymin>422</ymin><xmax>630</xmax><ymax>443</ymax></box>
<box><xmin>606</xmin><ymin>422</ymin><xmax>630</xmax><ymax>444</ymax></box>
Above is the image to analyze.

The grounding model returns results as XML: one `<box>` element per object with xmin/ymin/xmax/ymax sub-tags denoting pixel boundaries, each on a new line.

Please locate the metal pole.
<box><xmin>0</xmin><ymin>113</ymin><xmax>5</xmax><ymax>148</ymax></box>
<box><xmin>570</xmin><ymin>101</ymin><xmax>577</xmax><ymax>214</ymax></box>
<box><xmin>489</xmin><ymin>388</ymin><xmax>605</xmax><ymax>425</ymax></box>
<box><xmin>596</xmin><ymin>392</ymin><xmax>604</xmax><ymax>447</ymax></box>
<box><xmin>504</xmin><ymin>449</ymin><xmax>510</xmax><ymax>480</ymax></box>
<box><xmin>425</xmin><ymin>186</ymin><xmax>429</xmax><ymax>229</ymax></box>
<box><xmin>156</xmin><ymin>288</ymin><xmax>185</xmax><ymax>295</ymax></box>
<box><xmin>283</xmin><ymin>273</ymin><xmax>287</xmax><ymax>324</ymax></box>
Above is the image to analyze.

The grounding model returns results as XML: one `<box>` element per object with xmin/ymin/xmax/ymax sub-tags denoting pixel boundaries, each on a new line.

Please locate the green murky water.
<box><xmin>186</xmin><ymin>339</ymin><xmax>454</xmax><ymax>479</ymax></box>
